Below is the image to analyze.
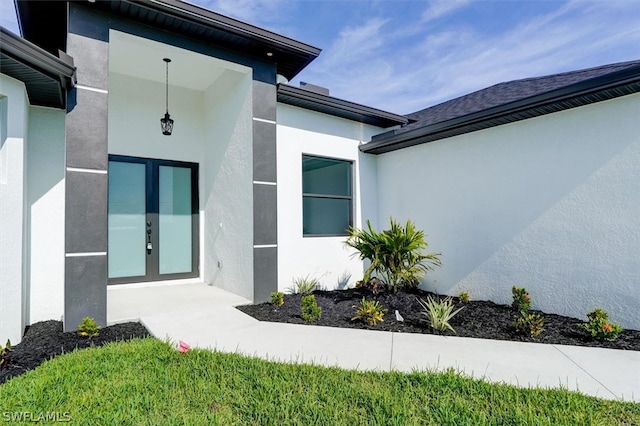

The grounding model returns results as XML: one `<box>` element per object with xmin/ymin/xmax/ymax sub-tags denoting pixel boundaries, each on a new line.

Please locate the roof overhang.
<box><xmin>15</xmin><ymin>0</ymin><xmax>321</xmax><ymax>81</ymax></box>
<box><xmin>0</xmin><ymin>26</ymin><xmax>76</xmax><ymax>109</ymax></box>
<box><xmin>362</xmin><ymin>64</ymin><xmax>640</xmax><ymax>154</ymax></box>
<box><xmin>277</xmin><ymin>84</ymin><xmax>409</xmax><ymax>128</ymax></box>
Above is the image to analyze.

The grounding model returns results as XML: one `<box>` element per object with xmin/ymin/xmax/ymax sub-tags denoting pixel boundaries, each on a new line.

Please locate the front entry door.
<box><xmin>108</xmin><ymin>155</ymin><xmax>199</xmax><ymax>284</ymax></box>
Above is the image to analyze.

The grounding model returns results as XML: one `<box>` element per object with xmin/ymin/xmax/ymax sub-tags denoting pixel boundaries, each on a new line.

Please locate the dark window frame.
<box><xmin>302</xmin><ymin>154</ymin><xmax>354</xmax><ymax>237</ymax></box>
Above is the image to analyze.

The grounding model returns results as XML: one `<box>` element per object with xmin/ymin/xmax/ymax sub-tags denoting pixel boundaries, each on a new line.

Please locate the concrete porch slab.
<box><xmin>107</xmin><ymin>282</ymin><xmax>251</xmax><ymax>323</ymax></box>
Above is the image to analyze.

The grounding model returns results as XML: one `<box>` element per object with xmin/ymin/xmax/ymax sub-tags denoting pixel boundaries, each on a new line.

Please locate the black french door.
<box><xmin>107</xmin><ymin>155</ymin><xmax>199</xmax><ymax>284</ymax></box>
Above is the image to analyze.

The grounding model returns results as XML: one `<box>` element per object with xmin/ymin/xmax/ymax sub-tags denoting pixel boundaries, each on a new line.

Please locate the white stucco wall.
<box><xmin>0</xmin><ymin>75</ymin><xmax>28</xmax><ymax>344</ymax></box>
<box><xmin>108</xmin><ymin>64</ymin><xmax>253</xmax><ymax>299</ymax></box>
<box><xmin>27</xmin><ymin>106</ymin><xmax>66</xmax><ymax>324</ymax></box>
<box><xmin>376</xmin><ymin>93</ymin><xmax>640</xmax><ymax>329</ymax></box>
<box><xmin>276</xmin><ymin>103</ymin><xmax>382</xmax><ymax>291</ymax></box>
<box><xmin>109</xmin><ymin>73</ymin><xmax>207</xmax><ymax>162</ymax></box>
<box><xmin>202</xmin><ymin>71</ymin><xmax>253</xmax><ymax>300</ymax></box>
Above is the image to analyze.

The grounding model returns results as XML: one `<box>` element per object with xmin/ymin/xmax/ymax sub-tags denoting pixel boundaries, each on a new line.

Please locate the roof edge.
<box><xmin>362</xmin><ymin>63</ymin><xmax>640</xmax><ymax>154</ymax></box>
<box><xmin>1</xmin><ymin>26</ymin><xmax>76</xmax><ymax>88</ymax></box>
<box><xmin>277</xmin><ymin>84</ymin><xmax>409</xmax><ymax>127</ymax></box>
<box><xmin>143</xmin><ymin>0</ymin><xmax>322</xmax><ymax>57</ymax></box>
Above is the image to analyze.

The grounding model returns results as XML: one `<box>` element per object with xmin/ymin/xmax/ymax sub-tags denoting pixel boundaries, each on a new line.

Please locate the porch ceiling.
<box><xmin>109</xmin><ymin>30</ymin><xmax>249</xmax><ymax>91</ymax></box>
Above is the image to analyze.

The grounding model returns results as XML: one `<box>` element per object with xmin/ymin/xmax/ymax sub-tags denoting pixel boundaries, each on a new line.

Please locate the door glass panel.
<box><xmin>159</xmin><ymin>166</ymin><xmax>192</xmax><ymax>274</ymax></box>
<box><xmin>108</xmin><ymin>161</ymin><xmax>146</xmax><ymax>278</ymax></box>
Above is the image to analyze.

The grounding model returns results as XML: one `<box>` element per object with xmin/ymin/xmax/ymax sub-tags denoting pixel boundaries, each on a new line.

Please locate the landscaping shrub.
<box><xmin>270</xmin><ymin>292</ymin><xmax>284</xmax><ymax>307</ymax></box>
<box><xmin>513</xmin><ymin>311</ymin><xmax>545</xmax><ymax>338</ymax></box>
<box><xmin>354</xmin><ymin>277</ymin><xmax>384</xmax><ymax>294</ymax></box>
<box><xmin>511</xmin><ymin>286</ymin><xmax>531</xmax><ymax>312</ymax></box>
<box><xmin>580</xmin><ymin>308</ymin><xmax>623</xmax><ymax>341</ymax></box>
<box><xmin>301</xmin><ymin>295</ymin><xmax>322</xmax><ymax>322</ymax></box>
<box><xmin>77</xmin><ymin>317</ymin><xmax>100</xmax><ymax>338</ymax></box>
<box><xmin>351</xmin><ymin>298</ymin><xmax>387</xmax><ymax>326</ymax></box>
<box><xmin>346</xmin><ymin>218</ymin><xmax>441</xmax><ymax>293</ymax></box>
<box><xmin>417</xmin><ymin>296</ymin><xmax>463</xmax><ymax>333</ymax></box>
<box><xmin>511</xmin><ymin>286</ymin><xmax>545</xmax><ymax>337</ymax></box>
<box><xmin>0</xmin><ymin>339</ymin><xmax>10</xmax><ymax>370</ymax></box>
<box><xmin>458</xmin><ymin>291</ymin><xmax>470</xmax><ymax>303</ymax></box>
<box><xmin>291</xmin><ymin>275</ymin><xmax>318</xmax><ymax>295</ymax></box>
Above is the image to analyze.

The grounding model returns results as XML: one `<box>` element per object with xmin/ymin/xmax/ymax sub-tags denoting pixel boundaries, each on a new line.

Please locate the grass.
<box><xmin>1</xmin><ymin>338</ymin><xmax>638</xmax><ymax>425</ymax></box>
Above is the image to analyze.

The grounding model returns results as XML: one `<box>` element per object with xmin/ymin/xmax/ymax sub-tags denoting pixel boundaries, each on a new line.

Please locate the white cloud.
<box><xmin>320</xmin><ymin>18</ymin><xmax>389</xmax><ymax>69</ymax></box>
<box><xmin>297</xmin><ymin>0</ymin><xmax>640</xmax><ymax>115</ymax></box>
<box><xmin>199</xmin><ymin>0</ymin><xmax>291</xmax><ymax>28</ymax></box>
<box><xmin>405</xmin><ymin>0</ymin><xmax>640</xmax><ymax>111</ymax></box>
<box><xmin>292</xmin><ymin>17</ymin><xmax>397</xmax><ymax>106</ymax></box>
<box><xmin>421</xmin><ymin>0</ymin><xmax>471</xmax><ymax>23</ymax></box>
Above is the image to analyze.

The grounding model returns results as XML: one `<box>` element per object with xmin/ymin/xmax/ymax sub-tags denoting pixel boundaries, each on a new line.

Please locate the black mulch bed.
<box><xmin>237</xmin><ymin>287</ymin><xmax>640</xmax><ymax>351</ymax></box>
<box><xmin>0</xmin><ymin>320</ymin><xmax>151</xmax><ymax>385</ymax></box>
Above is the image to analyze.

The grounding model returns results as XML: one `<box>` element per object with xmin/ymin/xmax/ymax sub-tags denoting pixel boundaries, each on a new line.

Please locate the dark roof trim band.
<box><xmin>144</xmin><ymin>0</ymin><xmax>321</xmax><ymax>56</ymax></box>
<box><xmin>0</xmin><ymin>26</ymin><xmax>76</xmax><ymax>89</ymax></box>
<box><xmin>362</xmin><ymin>64</ymin><xmax>640</xmax><ymax>154</ymax></box>
<box><xmin>277</xmin><ymin>84</ymin><xmax>409</xmax><ymax>128</ymax></box>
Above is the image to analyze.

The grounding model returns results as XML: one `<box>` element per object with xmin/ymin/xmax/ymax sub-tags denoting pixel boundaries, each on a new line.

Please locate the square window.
<box><xmin>302</xmin><ymin>155</ymin><xmax>353</xmax><ymax>236</ymax></box>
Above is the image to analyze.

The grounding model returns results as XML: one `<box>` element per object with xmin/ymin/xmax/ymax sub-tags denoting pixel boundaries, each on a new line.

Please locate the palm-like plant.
<box><xmin>346</xmin><ymin>218</ymin><xmax>441</xmax><ymax>292</ymax></box>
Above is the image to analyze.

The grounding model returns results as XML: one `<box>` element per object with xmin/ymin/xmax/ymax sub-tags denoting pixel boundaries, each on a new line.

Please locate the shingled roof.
<box><xmin>362</xmin><ymin>60</ymin><xmax>640</xmax><ymax>154</ymax></box>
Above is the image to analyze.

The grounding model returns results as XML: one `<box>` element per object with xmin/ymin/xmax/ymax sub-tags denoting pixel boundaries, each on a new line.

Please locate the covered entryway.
<box><xmin>107</xmin><ymin>30</ymin><xmax>254</xmax><ymax>297</ymax></box>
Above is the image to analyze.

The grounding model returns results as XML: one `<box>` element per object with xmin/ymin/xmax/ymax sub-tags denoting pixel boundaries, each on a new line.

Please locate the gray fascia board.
<box><xmin>0</xmin><ymin>26</ymin><xmax>76</xmax><ymax>89</ymax></box>
<box><xmin>141</xmin><ymin>0</ymin><xmax>321</xmax><ymax>57</ymax></box>
<box><xmin>277</xmin><ymin>84</ymin><xmax>409</xmax><ymax>127</ymax></box>
<box><xmin>362</xmin><ymin>64</ymin><xmax>640</xmax><ymax>154</ymax></box>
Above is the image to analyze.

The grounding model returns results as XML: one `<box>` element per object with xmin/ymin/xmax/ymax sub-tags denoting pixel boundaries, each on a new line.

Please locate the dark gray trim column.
<box><xmin>63</xmin><ymin>21</ymin><xmax>109</xmax><ymax>330</ymax></box>
<box><xmin>252</xmin><ymin>81</ymin><xmax>278</xmax><ymax>303</ymax></box>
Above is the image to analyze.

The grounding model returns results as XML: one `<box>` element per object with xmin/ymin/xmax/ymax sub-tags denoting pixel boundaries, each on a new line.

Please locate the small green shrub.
<box><xmin>346</xmin><ymin>218</ymin><xmax>441</xmax><ymax>293</ymax></box>
<box><xmin>513</xmin><ymin>311</ymin><xmax>545</xmax><ymax>338</ymax></box>
<box><xmin>0</xmin><ymin>339</ymin><xmax>11</xmax><ymax>370</ymax></box>
<box><xmin>351</xmin><ymin>298</ymin><xmax>387</xmax><ymax>326</ymax></box>
<box><xmin>417</xmin><ymin>296</ymin><xmax>464</xmax><ymax>333</ymax></box>
<box><xmin>511</xmin><ymin>286</ymin><xmax>531</xmax><ymax>312</ymax></box>
<box><xmin>270</xmin><ymin>292</ymin><xmax>284</xmax><ymax>307</ymax></box>
<box><xmin>291</xmin><ymin>275</ymin><xmax>318</xmax><ymax>295</ymax></box>
<box><xmin>458</xmin><ymin>291</ymin><xmax>470</xmax><ymax>303</ymax></box>
<box><xmin>580</xmin><ymin>308</ymin><xmax>623</xmax><ymax>341</ymax></box>
<box><xmin>301</xmin><ymin>295</ymin><xmax>322</xmax><ymax>322</ymax></box>
<box><xmin>77</xmin><ymin>317</ymin><xmax>100</xmax><ymax>338</ymax></box>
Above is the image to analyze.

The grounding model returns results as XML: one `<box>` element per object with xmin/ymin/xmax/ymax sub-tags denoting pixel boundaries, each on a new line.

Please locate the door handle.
<box><xmin>146</xmin><ymin>221</ymin><xmax>152</xmax><ymax>253</ymax></box>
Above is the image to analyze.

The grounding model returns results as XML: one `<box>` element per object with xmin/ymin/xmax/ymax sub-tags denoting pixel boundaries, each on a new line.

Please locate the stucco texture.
<box><xmin>376</xmin><ymin>93</ymin><xmax>640</xmax><ymax>329</ymax></box>
<box><xmin>276</xmin><ymin>103</ymin><xmax>384</xmax><ymax>292</ymax></box>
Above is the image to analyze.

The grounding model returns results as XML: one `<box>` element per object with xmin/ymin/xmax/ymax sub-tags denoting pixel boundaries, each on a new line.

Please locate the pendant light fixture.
<box><xmin>160</xmin><ymin>58</ymin><xmax>174</xmax><ymax>135</ymax></box>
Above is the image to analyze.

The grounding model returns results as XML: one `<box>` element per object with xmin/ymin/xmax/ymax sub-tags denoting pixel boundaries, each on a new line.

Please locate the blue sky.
<box><xmin>2</xmin><ymin>0</ymin><xmax>639</xmax><ymax>114</ymax></box>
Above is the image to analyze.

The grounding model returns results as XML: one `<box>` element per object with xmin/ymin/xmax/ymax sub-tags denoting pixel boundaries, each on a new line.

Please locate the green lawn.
<box><xmin>1</xmin><ymin>338</ymin><xmax>638</xmax><ymax>425</ymax></box>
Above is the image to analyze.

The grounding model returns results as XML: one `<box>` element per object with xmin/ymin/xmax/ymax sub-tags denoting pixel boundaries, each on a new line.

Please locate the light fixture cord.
<box><xmin>165</xmin><ymin>61</ymin><xmax>169</xmax><ymax>114</ymax></box>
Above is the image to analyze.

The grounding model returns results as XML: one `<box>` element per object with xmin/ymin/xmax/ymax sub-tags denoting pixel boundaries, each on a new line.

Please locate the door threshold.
<box><xmin>107</xmin><ymin>278</ymin><xmax>204</xmax><ymax>290</ymax></box>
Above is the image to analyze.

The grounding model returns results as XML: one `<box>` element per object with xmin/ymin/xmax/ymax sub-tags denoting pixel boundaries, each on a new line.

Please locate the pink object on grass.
<box><xmin>178</xmin><ymin>340</ymin><xmax>191</xmax><ymax>352</ymax></box>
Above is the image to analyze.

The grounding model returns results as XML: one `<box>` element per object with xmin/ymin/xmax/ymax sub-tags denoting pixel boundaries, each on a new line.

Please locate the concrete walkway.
<box><xmin>108</xmin><ymin>283</ymin><xmax>639</xmax><ymax>402</ymax></box>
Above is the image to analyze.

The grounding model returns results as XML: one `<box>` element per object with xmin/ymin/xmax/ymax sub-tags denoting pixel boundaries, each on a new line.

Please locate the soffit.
<box><xmin>15</xmin><ymin>0</ymin><xmax>321</xmax><ymax>81</ymax></box>
<box><xmin>0</xmin><ymin>27</ymin><xmax>76</xmax><ymax>109</ymax></box>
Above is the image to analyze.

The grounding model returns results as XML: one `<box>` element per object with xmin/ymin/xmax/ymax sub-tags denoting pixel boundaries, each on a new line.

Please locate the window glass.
<box><xmin>302</xmin><ymin>155</ymin><xmax>352</xmax><ymax>236</ymax></box>
<box><xmin>302</xmin><ymin>157</ymin><xmax>352</xmax><ymax>196</ymax></box>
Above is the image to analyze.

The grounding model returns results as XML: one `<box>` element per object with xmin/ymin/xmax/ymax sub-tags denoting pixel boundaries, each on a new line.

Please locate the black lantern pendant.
<box><xmin>160</xmin><ymin>58</ymin><xmax>174</xmax><ymax>135</ymax></box>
